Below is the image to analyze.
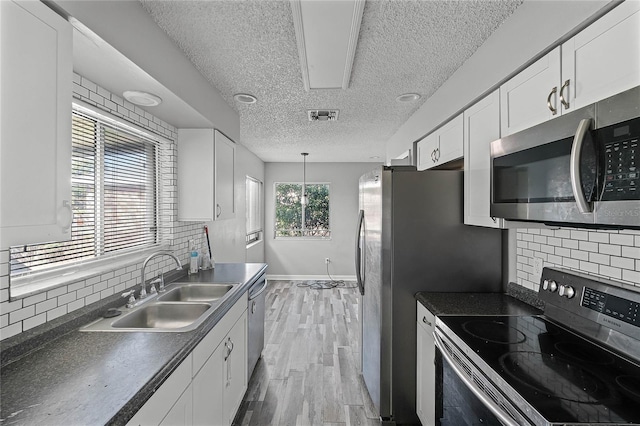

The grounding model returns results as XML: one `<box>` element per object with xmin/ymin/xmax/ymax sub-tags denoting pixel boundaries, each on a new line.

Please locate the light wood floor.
<box><xmin>233</xmin><ymin>280</ymin><xmax>381</xmax><ymax>426</ymax></box>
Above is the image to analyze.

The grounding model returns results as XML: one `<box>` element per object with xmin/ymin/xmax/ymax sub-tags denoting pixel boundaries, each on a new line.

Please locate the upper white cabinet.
<box><xmin>178</xmin><ymin>129</ymin><xmax>236</xmax><ymax>221</ymax></box>
<box><xmin>416</xmin><ymin>114</ymin><xmax>463</xmax><ymax>171</ymax></box>
<box><xmin>463</xmin><ymin>90</ymin><xmax>503</xmax><ymax>228</ymax></box>
<box><xmin>500</xmin><ymin>47</ymin><xmax>561</xmax><ymax>136</ymax></box>
<box><xmin>0</xmin><ymin>0</ymin><xmax>72</xmax><ymax>247</ymax></box>
<box><xmin>501</xmin><ymin>2</ymin><xmax>640</xmax><ymax>137</ymax></box>
<box><xmin>561</xmin><ymin>1</ymin><xmax>640</xmax><ymax>111</ymax></box>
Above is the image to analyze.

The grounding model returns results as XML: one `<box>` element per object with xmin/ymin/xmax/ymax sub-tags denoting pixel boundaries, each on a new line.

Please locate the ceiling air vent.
<box><xmin>308</xmin><ymin>110</ymin><xmax>339</xmax><ymax>122</ymax></box>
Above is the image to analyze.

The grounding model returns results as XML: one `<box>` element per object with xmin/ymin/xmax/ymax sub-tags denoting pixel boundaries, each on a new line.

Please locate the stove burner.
<box><xmin>462</xmin><ymin>320</ymin><xmax>526</xmax><ymax>344</ymax></box>
<box><xmin>616</xmin><ymin>376</ymin><xmax>640</xmax><ymax>403</ymax></box>
<box><xmin>498</xmin><ymin>351</ymin><xmax>610</xmax><ymax>404</ymax></box>
<box><xmin>554</xmin><ymin>342</ymin><xmax>615</xmax><ymax>365</ymax></box>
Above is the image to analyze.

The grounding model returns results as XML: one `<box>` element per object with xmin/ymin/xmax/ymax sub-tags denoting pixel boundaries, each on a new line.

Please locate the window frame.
<box><xmin>9</xmin><ymin>101</ymin><xmax>170</xmax><ymax>299</ymax></box>
<box><xmin>273</xmin><ymin>181</ymin><xmax>331</xmax><ymax>240</ymax></box>
<box><xmin>246</xmin><ymin>175</ymin><xmax>263</xmax><ymax>246</ymax></box>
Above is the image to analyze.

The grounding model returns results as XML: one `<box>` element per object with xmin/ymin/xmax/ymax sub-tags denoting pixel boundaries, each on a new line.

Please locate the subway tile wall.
<box><xmin>0</xmin><ymin>74</ymin><xmax>205</xmax><ymax>340</ymax></box>
<box><xmin>516</xmin><ymin>227</ymin><xmax>640</xmax><ymax>292</ymax></box>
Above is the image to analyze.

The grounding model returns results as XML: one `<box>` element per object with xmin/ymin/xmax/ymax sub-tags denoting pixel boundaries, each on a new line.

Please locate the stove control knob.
<box><xmin>558</xmin><ymin>284</ymin><xmax>566</xmax><ymax>296</ymax></box>
<box><xmin>548</xmin><ymin>280</ymin><xmax>558</xmax><ymax>292</ymax></box>
<box><xmin>542</xmin><ymin>279</ymin><xmax>549</xmax><ymax>290</ymax></box>
<box><xmin>564</xmin><ymin>286</ymin><xmax>576</xmax><ymax>299</ymax></box>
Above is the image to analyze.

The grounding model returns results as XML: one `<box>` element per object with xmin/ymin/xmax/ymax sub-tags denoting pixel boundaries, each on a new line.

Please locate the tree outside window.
<box><xmin>274</xmin><ymin>183</ymin><xmax>330</xmax><ymax>238</ymax></box>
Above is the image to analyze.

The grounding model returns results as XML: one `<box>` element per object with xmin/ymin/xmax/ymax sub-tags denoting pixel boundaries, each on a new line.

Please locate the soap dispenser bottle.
<box><xmin>189</xmin><ymin>240</ymin><xmax>199</xmax><ymax>275</ymax></box>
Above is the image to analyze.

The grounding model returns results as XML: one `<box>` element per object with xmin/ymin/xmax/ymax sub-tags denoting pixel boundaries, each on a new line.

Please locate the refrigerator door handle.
<box><xmin>355</xmin><ymin>209</ymin><xmax>365</xmax><ymax>295</ymax></box>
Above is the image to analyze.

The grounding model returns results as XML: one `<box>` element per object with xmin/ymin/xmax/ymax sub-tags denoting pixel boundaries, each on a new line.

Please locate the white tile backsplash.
<box><xmin>515</xmin><ymin>227</ymin><xmax>640</xmax><ymax>292</ymax></box>
<box><xmin>0</xmin><ymin>74</ymin><xmax>205</xmax><ymax>341</ymax></box>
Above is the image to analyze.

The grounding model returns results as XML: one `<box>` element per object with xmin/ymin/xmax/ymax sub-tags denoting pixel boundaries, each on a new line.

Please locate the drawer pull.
<box><xmin>422</xmin><ymin>316</ymin><xmax>432</xmax><ymax>327</ymax></box>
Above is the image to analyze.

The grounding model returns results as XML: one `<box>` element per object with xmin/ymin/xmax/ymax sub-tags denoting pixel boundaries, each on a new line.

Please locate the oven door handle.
<box><xmin>433</xmin><ymin>330</ymin><xmax>520</xmax><ymax>426</ymax></box>
<box><xmin>570</xmin><ymin>118</ymin><xmax>593</xmax><ymax>214</ymax></box>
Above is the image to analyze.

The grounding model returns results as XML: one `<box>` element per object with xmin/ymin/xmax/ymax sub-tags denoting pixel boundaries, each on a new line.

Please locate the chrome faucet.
<box><xmin>140</xmin><ymin>251</ymin><xmax>183</xmax><ymax>299</ymax></box>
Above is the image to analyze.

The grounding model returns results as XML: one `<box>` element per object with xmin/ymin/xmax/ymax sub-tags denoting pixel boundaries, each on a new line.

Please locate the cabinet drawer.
<box><xmin>193</xmin><ymin>292</ymin><xmax>248</xmax><ymax>376</ymax></box>
<box><xmin>417</xmin><ymin>301</ymin><xmax>435</xmax><ymax>333</ymax></box>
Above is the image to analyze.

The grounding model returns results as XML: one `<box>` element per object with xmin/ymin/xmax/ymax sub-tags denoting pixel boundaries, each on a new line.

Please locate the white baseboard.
<box><xmin>266</xmin><ymin>274</ymin><xmax>356</xmax><ymax>281</ymax></box>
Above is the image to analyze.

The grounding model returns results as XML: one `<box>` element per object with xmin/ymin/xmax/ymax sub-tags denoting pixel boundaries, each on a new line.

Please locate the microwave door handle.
<box><xmin>433</xmin><ymin>330</ymin><xmax>520</xmax><ymax>426</ymax></box>
<box><xmin>570</xmin><ymin>118</ymin><xmax>594</xmax><ymax>214</ymax></box>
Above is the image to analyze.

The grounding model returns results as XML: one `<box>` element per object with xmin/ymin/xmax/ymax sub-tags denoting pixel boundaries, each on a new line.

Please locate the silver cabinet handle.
<box><xmin>422</xmin><ymin>316</ymin><xmax>432</xmax><ymax>327</ymax></box>
<box><xmin>570</xmin><ymin>118</ymin><xmax>594</xmax><ymax>214</ymax></box>
<box><xmin>559</xmin><ymin>79</ymin><xmax>570</xmax><ymax>109</ymax></box>
<box><xmin>59</xmin><ymin>200</ymin><xmax>74</xmax><ymax>232</ymax></box>
<box><xmin>547</xmin><ymin>86</ymin><xmax>558</xmax><ymax>115</ymax></box>
<box><xmin>216</xmin><ymin>204</ymin><xmax>222</xmax><ymax>218</ymax></box>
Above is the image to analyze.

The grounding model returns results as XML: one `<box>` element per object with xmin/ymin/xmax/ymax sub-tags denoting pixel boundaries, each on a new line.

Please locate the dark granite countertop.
<box><xmin>415</xmin><ymin>285</ymin><xmax>543</xmax><ymax>317</ymax></box>
<box><xmin>0</xmin><ymin>263</ymin><xmax>267</xmax><ymax>426</ymax></box>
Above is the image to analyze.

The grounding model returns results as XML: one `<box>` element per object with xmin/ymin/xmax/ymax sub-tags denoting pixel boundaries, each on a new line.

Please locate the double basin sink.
<box><xmin>82</xmin><ymin>283</ymin><xmax>237</xmax><ymax>333</ymax></box>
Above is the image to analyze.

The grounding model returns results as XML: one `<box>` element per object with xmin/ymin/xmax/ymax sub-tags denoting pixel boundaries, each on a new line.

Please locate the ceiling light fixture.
<box><xmin>234</xmin><ymin>93</ymin><xmax>257</xmax><ymax>104</ymax></box>
<box><xmin>396</xmin><ymin>93</ymin><xmax>421</xmax><ymax>102</ymax></box>
<box><xmin>122</xmin><ymin>90</ymin><xmax>162</xmax><ymax>107</ymax></box>
<box><xmin>301</xmin><ymin>152</ymin><xmax>309</xmax><ymax>206</ymax></box>
<box><xmin>291</xmin><ymin>0</ymin><xmax>365</xmax><ymax>91</ymax></box>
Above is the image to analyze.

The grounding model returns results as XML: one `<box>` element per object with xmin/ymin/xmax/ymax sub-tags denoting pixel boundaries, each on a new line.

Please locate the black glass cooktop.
<box><xmin>439</xmin><ymin>315</ymin><xmax>640</xmax><ymax>424</ymax></box>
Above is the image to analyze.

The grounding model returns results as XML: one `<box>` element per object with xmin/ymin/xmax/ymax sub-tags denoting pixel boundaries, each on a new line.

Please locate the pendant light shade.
<box><xmin>301</xmin><ymin>152</ymin><xmax>309</xmax><ymax>206</ymax></box>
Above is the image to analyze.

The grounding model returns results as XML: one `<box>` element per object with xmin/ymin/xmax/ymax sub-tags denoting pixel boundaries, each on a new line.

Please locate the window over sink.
<box><xmin>9</xmin><ymin>104</ymin><xmax>161</xmax><ymax>284</ymax></box>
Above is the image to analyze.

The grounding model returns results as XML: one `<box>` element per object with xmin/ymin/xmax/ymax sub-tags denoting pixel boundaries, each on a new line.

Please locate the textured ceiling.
<box><xmin>140</xmin><ymin>0</ymin><xmax>523</xmax><ymax>163</ymax></box>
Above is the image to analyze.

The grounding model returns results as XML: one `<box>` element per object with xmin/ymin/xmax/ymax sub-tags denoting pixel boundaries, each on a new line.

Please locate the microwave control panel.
<box><xmin>601</xmin><ymin>119</ymin><xmax>638</xmax><ymax>201</ymax></box>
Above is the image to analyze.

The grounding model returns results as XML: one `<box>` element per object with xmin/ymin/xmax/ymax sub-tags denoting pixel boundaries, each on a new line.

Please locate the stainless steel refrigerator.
<box><xmin>354</xmin><ymin>166</ymin><xmax>503</xmax><ymax>425</ymax></box>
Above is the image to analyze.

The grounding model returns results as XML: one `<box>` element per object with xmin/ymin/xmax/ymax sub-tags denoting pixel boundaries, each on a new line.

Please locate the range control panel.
<box><xmin>582</xmin><ymin>287</ymin><xmax>640</xmax><ymax>327</ymax></box>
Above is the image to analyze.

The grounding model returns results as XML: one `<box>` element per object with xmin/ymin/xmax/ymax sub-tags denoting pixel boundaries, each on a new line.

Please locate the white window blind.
<box><xmin>10</xmin><ymin>108</ymin><xmax>159</xmax><ymax>277</ymax></box>
<box><xmin>246</xmin><ymin>176</ymin><xmax>262</xmax><ymax>244</ymax></box>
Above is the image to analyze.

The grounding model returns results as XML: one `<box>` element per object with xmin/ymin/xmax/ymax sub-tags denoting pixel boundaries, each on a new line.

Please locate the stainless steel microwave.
<box><xmin>490</xmin><ymin>86</ymin><xmax>639</xmax><ymax>229</ymax></box>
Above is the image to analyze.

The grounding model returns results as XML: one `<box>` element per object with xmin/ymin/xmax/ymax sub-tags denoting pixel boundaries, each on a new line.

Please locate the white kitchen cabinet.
<box><xmin>416</xmin><ymin>302</ymin><xmax>436</xmax><ymax>426</ymax></box>
<box><xmin>561</xmin><ymin>1</ymin><xmax>640</xmax><ymax>111</ymax></box>
<box><xmin>127</xmin><ymin>354</ymin><xmax>193</xmax><ymax>426</ymax></box>
<box><xmin>416</xmin><ymin>114</ymin><xmax>463</xmax><ymax>171</ymax></box>
<box><xmin>178</xmin><ymin>129</ymin><xmax>235</xmax><ymax>221</ymax></box>
<box><xmin>214</xmin><ymin>130</ymin><xmax>236</xmax><ymax>221</ymax></box>
<box><xmin>159</xmin><ymin>385</ymin><xmax>193</xmax><ymax>426</ymax></box>
<box><xmin>192</xmin><ymin>293</ymin><xmax>248</xmax><ymax>426</ymax></box>
<box><xmin>500</xmin><ymin>47</ymin><xmax>561</xmax><ymax>136</ymax></box>
<box><xmin>0</xmin><ymin>0</ymin><xmax>72</xmax><ymax>247</ymax></box>
<box><xmin>464</xmin><ymin>90</ymin><xmax>504</xmax><ymax>228</ymax></box>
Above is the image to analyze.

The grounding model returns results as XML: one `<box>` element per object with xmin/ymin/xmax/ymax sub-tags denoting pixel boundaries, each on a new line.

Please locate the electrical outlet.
<box><xmin>325</xmin><ymin>257</ymin><xmax>330</xmax><ymax>264</ymax></box>
<box><xmin>534</xmin><ymin>258</ymin><xmax>543</xmax><ymax>278</ymax></box>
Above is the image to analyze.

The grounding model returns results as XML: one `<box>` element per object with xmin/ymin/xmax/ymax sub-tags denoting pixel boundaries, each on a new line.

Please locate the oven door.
<box><xmin>490</xmin><ymin>104</ymin><xmax>598</xmax><ymax>226</ymax></box>
<box><xmin>433</xmin><ymin>329</ymin><xmax>531</xmax><ymax>426</ymax></box>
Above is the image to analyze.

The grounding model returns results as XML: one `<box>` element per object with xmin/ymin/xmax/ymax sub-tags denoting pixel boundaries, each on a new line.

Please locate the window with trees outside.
<box><xmin>274</xmin><ymin>183</ymin><xmax>330</xmax><ymax>238</ymax></box>
<box><xmin>246</xmin><ymin>176</ymin><xmax>263</xmax><ymax>245</ymax></box>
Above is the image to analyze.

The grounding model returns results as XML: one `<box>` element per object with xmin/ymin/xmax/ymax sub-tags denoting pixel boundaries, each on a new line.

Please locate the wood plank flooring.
<box><xmin>233</xmin><ymin>280</ymin><xmax>381</xmax><ymax>426</ymax></box>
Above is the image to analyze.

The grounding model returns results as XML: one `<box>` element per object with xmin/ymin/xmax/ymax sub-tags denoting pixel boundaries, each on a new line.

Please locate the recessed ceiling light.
<box><xmin>234</xmin><ymin>93</ymin><xmax>257</xmax><ymax>104</ymax></box>
<box><xmin>396</xmin><ymin>93</ymin><xmax>421</xmax><ymax>102</ymax></box>
<box><xmin>122</xmin><ymin>91</ymin><xmax>162</xmax><ymax>107</ymax></box>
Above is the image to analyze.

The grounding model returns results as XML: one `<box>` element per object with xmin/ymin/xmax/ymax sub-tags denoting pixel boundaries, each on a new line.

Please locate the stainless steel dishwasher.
<box><xmin>247</xmin><ymin>275</ymin><xmax>267</xmax><ymax>378</ymax></box>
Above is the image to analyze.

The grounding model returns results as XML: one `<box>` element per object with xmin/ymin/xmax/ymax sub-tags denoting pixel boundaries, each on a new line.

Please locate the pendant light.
<box><xmin>301</xmin><ymin>152</ymin><xmax>309</xmax><ymax>206</ymax></box>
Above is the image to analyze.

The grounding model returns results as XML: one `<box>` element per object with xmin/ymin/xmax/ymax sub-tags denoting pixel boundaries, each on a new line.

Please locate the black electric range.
<box><xmin>435</xmin><ymin>268</ymin><xmax>640</xmax><ymax>426</ymax></box>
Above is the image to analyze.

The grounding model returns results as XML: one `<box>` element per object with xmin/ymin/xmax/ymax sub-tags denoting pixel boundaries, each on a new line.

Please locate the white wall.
<box><xmin>386</xmin><ymin>0</ymin><xmax>613</xmax><ymax>161</ymax></box>
<box><xmin>264</xmin><ymin>162</ymin><xmax>378</xmax><ymax>278</ymax></box>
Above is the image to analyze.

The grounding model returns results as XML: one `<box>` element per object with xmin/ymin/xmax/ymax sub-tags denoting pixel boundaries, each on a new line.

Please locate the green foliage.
<box><xmin>275</xmin><ymin>183</ymin><xmax>330</xmax><ymax>237</ymax></box>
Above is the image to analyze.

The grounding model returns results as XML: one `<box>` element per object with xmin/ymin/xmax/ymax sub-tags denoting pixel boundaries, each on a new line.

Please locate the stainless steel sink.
<box><xmin>157</xmin><ymin>284</ymin><xmax>233</xmax><ymax>303</ymax></box>
<box><xmin>111</xmin><ymin>303</ymin><xmax>211</xmax><ymax>330</ymax></box>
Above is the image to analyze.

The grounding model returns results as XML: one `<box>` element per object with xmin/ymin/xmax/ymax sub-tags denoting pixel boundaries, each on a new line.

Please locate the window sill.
<box><xmin>10</xmin><ymin>242</ymin><xmax>171</xmax><ymax>300</ymax></box>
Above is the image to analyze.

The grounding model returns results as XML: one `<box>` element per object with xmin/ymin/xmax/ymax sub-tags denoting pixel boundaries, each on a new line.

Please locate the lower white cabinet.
<box><xmin>416</xmin><ymin>302</ymin><xmax>436</xmax><ymax>426</ymax></box>
<box><xmin>127</xmin><ymin>293</ymin><xmax>248</xmax><ymax>426</ymax></box>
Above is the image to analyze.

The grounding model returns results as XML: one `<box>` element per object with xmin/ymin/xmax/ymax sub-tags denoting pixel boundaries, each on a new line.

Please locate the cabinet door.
<box><xmin>416</xmin><ymin>133</ymin><xmax>438</xmax><ymax>171</ymax></box>
<box><xmin>214</xmin><ymin>130</ymin><xmax>236</xmax><ymax>220</ymax></box>
<box><xmin>562</xmin><ymin>1</ymin><xmax>640</xmax><ymax>112</ymax></box>
<box><xmin>416</xmin><ymin>303</ymin><xmax>435</xmax><ymax>426</ymax></box>
<box><xmin>500</xmin><ymin>47</ymin><xmax>561</xmax><ymax>136</ymax></box>
<box><xmin>436</xmin><ymin>114</ymin><xmax>463</xmax><ymax>166</ymax></box>
<box><xmin>0</xmin><ymin>0</ymin><xmax>72</xmax><ymax>247</ymax></box>
<box><xmin>177</xmin><ymin>129</ymin><xmax>215</xmax><ymax>221</ymax></box>
<box><xmin>223</xmin><ymin>311</ymin><xmax>248</xmax><ymax>426</ymax></box>
<box><xmin>193</xmin><ymin>341</ymin><xmax>225</xmax><ymax>426</ymax></box>
<box><xmin>159</xmin><ymin>384</ymin><xmax>193</xmax><ymax>426</ymax></box>
<box><xmin>464</xmin><ymin>90</ymin><xmax>503</xmax><ymax>228</ymax></box>
<box><xmin>127</xmin><ymin>354</ymin><xmax>193</xmax><ymax>426</ymax></box>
